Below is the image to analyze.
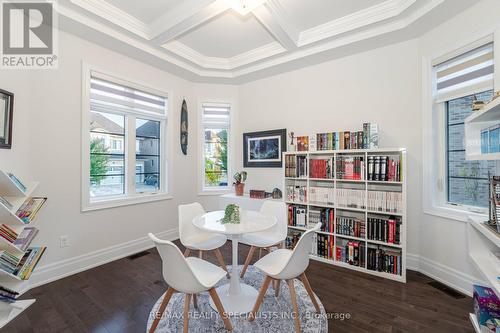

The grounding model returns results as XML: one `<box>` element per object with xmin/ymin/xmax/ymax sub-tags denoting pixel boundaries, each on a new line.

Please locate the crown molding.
<box><xmin>163</xmin><ymin>41</ymin><xmax>286</xmax><ymax>70</ymax></box>
<box><xmin>70</xmin><ymin>0</ymin><xmax>151</xmax><ymax>39</ymax></box>
<box><xmin>298</xmin><ymin>0</ymin><xmax>416</xmax><ymax>47</ymax></box>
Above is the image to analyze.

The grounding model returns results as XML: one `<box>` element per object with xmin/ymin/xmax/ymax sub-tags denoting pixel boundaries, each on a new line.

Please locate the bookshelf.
<box><xmin>283</xmin><ymin>148</ymin><xmax>407</xmax><ymax>282</ymax></box>
<box><xmin>0</xmin><ymin>171</ymin><xmax>46</xmax><ymax>329</ymax></box>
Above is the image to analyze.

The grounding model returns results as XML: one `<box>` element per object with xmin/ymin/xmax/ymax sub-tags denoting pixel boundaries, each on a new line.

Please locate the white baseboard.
<box><xmin>407</xmin><ymin>254</ymin><xmax>479</xmax><ymax>297</ymax></box>
<box><xmin>24</xmin><ymin>228</ymin><xmax>178</xmax><ymax>294</ymax></box>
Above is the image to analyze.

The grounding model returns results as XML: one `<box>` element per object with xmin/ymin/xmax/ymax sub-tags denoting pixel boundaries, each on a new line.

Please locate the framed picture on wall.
<box><xmin>0</xmin><ymin>89</ymin><xmax>13</xmax><ymax>149</ymax></box>
<box><xmin>243</xmin><ymin>129</ymin><xmax>286</xmax><ymax>168</ymax></box>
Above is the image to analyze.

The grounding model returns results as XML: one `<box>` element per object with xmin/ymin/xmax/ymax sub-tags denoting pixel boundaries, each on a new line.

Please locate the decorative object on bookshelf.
<box><xmin>243</xmin><ymin>129</ymin><xmax>287</xmax><ymax>168</ymax></box>
<box><xmin>489</xmin><ymin>176</ymin><xmax>500</xmax><ymax>233</ymax></box>
<box><xmin>284</xmin><ymin>148</ymin><xmax>406</xmax><ymax>282</ymax></box>
<box><xmin>0</xmin><ymin>89</ymin><xmax>13</xmax><ymax>149</ymax></box>
<box><xmin>250</xmin><ymin>189</ymin><xmax>266</xmax><ymax>199</ymax></box>
<box><xmin>180</xmin><ymin>99</ymin><xmax>188</xmax><ymax>155</ymax></box>
<box><xmin>272</xmin><ymin>188</ymin><xmax>282</xmax><ymax>199</ymax></box>
<box><xmin>296</xmin><ymin>136</ymin><xmax>309</xmax><ymax>151</ymax></box>
<box><xmin>220</xmin><ymin>204</ymin><xmax>241</xmax><ymax>224</ymax></box>
<box><xmin>288</xmin><ymin>131</ymin><xmax>295</xmax><ymax>151</ymax></box>
<box><xmin>233</xmin><ymin>171</ymin><xmax>247</xmax><ymax>196</ymax></box>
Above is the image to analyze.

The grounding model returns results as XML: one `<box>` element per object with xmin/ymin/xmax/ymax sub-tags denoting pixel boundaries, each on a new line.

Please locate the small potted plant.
<box><xmin>233</xmin><ymin>171</ymin><xmax>247</xmax><ymax>196</ymax></box>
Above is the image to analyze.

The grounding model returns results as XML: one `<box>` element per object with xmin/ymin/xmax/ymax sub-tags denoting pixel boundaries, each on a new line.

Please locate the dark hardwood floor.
<box><xmin>5</xmin><ymin>240</ymin><xmax>474</xmax><ymax>333</ymax></box>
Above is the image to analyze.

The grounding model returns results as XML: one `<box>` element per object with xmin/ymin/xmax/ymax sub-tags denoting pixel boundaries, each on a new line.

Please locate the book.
<box><xmin>14</xmin><ymin>246</ymin><xmax>46</xmax><ymax>280</ymax></box>
<box><xmin>16</xmin><ymin>197</ymin><xmax>47</xmax><ymax>224</ymax></box>
<box><xmin>308</xmin><ymin>134</ymin><xmax>317</xmax><ymax>151</ymax></box>
<box><xmin>0</xmin><ymin>196</ymin><xmax>12</xmax><ymax>210</ymax></box>
<box><xmin>13</xmin><ymin>227</ymin><xmax>39</xmax><ymax>251</ymax></box>
<box><xmin>6</xmin><ymin>173</ymin><xmax>27</xmax><ymax>193</ymax></box>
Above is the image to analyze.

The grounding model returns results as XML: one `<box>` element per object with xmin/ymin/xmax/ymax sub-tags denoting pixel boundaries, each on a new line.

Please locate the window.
<box><xmin>84</xmin><ymin>70</ymin><xmax>169</xmax><ymax>209</ymax></box>
<box><xmin>201</xmin><ymin>103</ymin><xmax>230</xmax><ymax>191</ymax></box>
<box><xmin>433</xmin><ymin>42</ymin><xmax>498</xmax><ymax>211</ymax></box>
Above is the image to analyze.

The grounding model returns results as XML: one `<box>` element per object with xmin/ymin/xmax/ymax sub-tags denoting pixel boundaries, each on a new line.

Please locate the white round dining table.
<box><xmin>192</xmin><ymin>209</ymin><xmax>276</xmax><ymax>315</ymax></box>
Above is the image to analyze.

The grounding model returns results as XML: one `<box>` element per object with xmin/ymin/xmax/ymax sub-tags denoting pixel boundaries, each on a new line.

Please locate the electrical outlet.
<box><xmin>60</xmin><ymin>235</ymin><xmax>69</xmax><ymax>248</ymax></box>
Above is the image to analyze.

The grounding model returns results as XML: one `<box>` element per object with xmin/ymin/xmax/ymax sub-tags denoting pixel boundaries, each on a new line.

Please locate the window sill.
<box><xmin>423</xmin><ymin>204</ymin><xmax>487</xmax><ymax>223</ymax></box>
<box><xmin>82</xmin><ymin>192</ymin><xmax>172</xmax><ymax>212</ymax></box>
<box><xmin>198</xmin><ymin>188</ymin><xmax>231</xmax><ymax>196</ymax></box>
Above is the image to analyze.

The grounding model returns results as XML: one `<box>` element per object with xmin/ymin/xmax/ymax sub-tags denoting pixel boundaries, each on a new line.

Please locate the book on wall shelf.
<box><xmin>0</xmin><ymin>170</ymin><xmax>46</xmax><ymax>329</ymax></box>
<box><xmin>283</xmin><ymin>147</ymin><xmax>407</xmax><ymax>283</ymax></box>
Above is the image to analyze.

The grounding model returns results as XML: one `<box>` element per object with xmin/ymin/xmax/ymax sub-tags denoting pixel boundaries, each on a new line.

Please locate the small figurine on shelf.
<box><xmin>233</xmin><ymin>171</ymin><xmax>247</xmax><ymax>196</ymax></box>
<box><xmin>272</xmin><ymin>188</ymin><xmax>282</xmax><ymax>199</ymax></box>
<box><xmin>289</xmin><ymin>131</ymin><xmax>296</xmax><ymax>151</ymax></box>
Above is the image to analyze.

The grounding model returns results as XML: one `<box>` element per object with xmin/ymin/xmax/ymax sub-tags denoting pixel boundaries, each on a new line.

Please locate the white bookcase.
<box><xmin>0</xmin><ymin>170</ymin><xmax>44</xmax><ymax>329</ymax></box>
<box><xmin>283</xmin><ymin>148</ymin><xmax>407</xmax><ymax>283</ymax></box>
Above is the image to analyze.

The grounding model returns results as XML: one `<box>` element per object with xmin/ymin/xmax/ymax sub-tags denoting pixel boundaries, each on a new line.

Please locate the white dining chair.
<box><xmin>240</xmin><ymin>201</ymin><xmax>287</xmax><ymax>278</ymax></box>
<box><xmin>248</xmin><ymin>223</ymin><xmax>322</xmax><ymax>333</ymax></box>
<box><xmin>179</xmin><ymin>202</ymin><xmax>228</xmax><ymax>273</ymax></box>
<box><xmin>148</xmin><ymin>233</ymin><xmax>233</xmax><ymax>333</ymax></box>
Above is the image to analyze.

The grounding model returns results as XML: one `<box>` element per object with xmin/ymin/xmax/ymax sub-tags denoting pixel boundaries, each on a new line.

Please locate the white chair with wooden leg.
<box><xmin>249</xmin><ymin>223</ymin><xmax>322</xmax><ymax>333</ymax></box>
<box><xmin>240</xmin><ymin>201</ymin><xmax>287</xmax><ymax>278</ymax></box>
<box><xmin>179</xmin><ymin>202</ymin><xmax>228</xmax><ymax>273</ymax></box>
<box><xmin>148</xmin><ymin>233</ymin><xmax>233</xmax><ymax>333</ymax></box>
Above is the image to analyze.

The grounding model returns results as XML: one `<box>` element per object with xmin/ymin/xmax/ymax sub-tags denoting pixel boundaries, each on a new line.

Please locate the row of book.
<box><xmin>336</xmin><ymin>188</ymin><xmax>366</xmax><ymax>209</ymax></box>
<box><xmin>308</xmin><ymin>186</ymin><xmax>334</xmax><ymax>206</ymax></box>
<box><xmin>285</xmin><ymin>155</ymin><xmax>308</xmax><ymax>178</ymax></box>
<box><xmin>285</xmin><ymin>185</ymin><xmax>307</xmax><ymax>203</ymax></box>
<box><xmin>0</xmin><ymin>224</ymin><xmax>18</xmax><ymax>244</ymax></box>
<box><xmin>287</xmin><ymin>205</ymin><xmax>307</xmax><ymax>227</ymax></box>
<box><xmin>309</xmin><ymin>158</ymin><xmax>334</xmax><ymax>179</ymax></box>
<box><xmin>367</xmin><ymin>156</ymin><xmax>401</xmax><ymax>182</ymax></box>
<box><xmin>0</xmin><ymin>285</ymin><xmax>19</xmax><ymax>303</ymax></box>
<box><xmin>308</xmin><ymin>207</ymin><xmax>334</xmax><ymax>233</ymax></box>
<box><xmin>366</xmin><ymin>190</ymin><xmax>403</xmax><ymax>214</ymax></box>
<box><xmin>336</xmin><ymin>240</ymin><xmax>365</xmax><ymax>268</ymax></box>
<box><xmin>0</xmin><ymin>246</ymin><xmax>46</xmax><ymax>280</ymax></box>
<box><xmin>367</xmin><ymin>247</ymin><xmax>402</xmax><ymax>275</ymax></box>
<box><xmin>0</xmin><ymin>224</ymin><xmax>38</xmax><ymax>251</ymax></box>
<box><xmin>367</xmin><ymin>217</ymin><xmax>401</xmax><ymax>244</ymax></box>
<box><xmin>337</xmin><ymin>156</ymin><xmax>365</xmax><ymax>180</ymax></box>
<box><xmin>313</xmin><ymin>233</ymin><xmax>334</xmax><ymax>259</ymax></box>
<box><xmin>314</xmin><ymin>123</ymin><xmax>379</xmax><ymax>151</ymax></box>
<box><xmin>336</xmin><ymin>216</ymin><xmax>365</xmax><ymax>238</ymax></box>
<box><xmin>6</xmin><ymin>172</ymin><xmax>27</xmax><ymax>193</ymax></box>
<box><xmin>16</xmin><ymin>197</ymin><xmax>46</xmax><ymax>224</ymax></box>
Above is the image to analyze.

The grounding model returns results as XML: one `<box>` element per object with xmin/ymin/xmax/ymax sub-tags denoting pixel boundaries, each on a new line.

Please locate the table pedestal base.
<box><xmin>209</xmin><ymin>283</ymin><xmax>259</xmax><ymax>315</ymax></box>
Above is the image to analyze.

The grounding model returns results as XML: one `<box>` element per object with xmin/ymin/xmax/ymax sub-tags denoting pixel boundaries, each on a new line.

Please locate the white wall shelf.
<box><xmin>284</xmin><ymin>148</ymin><xmax>407</xmax><ymax>282</ymax></box>
<box><xmin>0</xmin><ymin>171</ymin><xmax>46</xmax><ymax>329</ymax></box>
<box><xmin>464</xmin><ymin>97</ymin><xmax>500</xmax><ymax>160</ymax></box>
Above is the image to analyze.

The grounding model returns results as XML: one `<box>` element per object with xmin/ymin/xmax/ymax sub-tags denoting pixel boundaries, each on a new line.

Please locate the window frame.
<box><xmin>198</xmin><ymin>100</ymin><xmax>233</xmax><ymax>195</ymax></box>
<box><xmin>423</xmin><ymin>33</ymin><xmax>496</xmax><ymax>222</ymax></box>
<box><xmin>81</xmin><ymin>63</ymin><xmax>172</xmax><ymax>211</ymax></box>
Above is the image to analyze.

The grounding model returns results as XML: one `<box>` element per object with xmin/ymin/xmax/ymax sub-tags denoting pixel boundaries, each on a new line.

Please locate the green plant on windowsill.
<box><xmin>220</xmin><ymin>204</ymin><xmax>240</xmax><ymax>224</ymax></box>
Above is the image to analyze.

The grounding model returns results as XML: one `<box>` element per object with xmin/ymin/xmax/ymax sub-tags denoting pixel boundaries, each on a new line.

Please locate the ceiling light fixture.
<box><xmin>225</xmin><ymin>0</ymin><xmax>267</xmax><ymax>16</ymax></box>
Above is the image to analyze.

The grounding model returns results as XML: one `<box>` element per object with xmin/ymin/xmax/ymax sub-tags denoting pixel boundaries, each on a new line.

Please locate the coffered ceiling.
<box><xmin>56</xmin><ymin>0</ymin><xmax>478</xmax><ymax>83</ymax></box>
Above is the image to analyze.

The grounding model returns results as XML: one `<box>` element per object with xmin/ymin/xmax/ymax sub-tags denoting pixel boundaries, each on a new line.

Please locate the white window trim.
<box><xmin>422</xmin><ymin>31</ymin><xmax>497</xmax><ymax>223</ymax></box>
<box><xmin>81</xmin><ymin>62</ymin><xmax>173</xmax><ymax>211</ymax></box>
<box><xmin>198</xmin><ymin>100</ymin><xmax>234</xmax><ymax>196</ymax></box>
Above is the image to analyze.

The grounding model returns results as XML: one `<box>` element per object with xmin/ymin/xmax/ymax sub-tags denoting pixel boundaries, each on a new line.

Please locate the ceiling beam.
<box><xmin>253</xmin><ymin>0</ymin><xmax>299</xmax><ymax>50</ymax></box>
<box><xmin>150</xmin><ymin>0</ymin><xmax>229</xmax><ymax>44</ymax></box>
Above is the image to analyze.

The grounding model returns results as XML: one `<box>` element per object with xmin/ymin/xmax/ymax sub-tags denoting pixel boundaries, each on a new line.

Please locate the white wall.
<box><xmin>0</xmin><ymin>30</ymin><xmax>198</xmax><ymax>286</ymax></box>
<box><xmin>237</xmin><ymin>40</ymin><xmax>422</xmax><ymax>257</ymax></box>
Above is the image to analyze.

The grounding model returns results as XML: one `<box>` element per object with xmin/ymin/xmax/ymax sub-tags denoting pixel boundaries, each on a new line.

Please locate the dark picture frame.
<box><xmin>243</xmin><ymin>129</ymin><xmax>287</xmax><ymax>168</ymax></box>
<box><xmin>0</xmin><ymin>89</ymin><xmax>13</xmax><ymax>149</ymax></box>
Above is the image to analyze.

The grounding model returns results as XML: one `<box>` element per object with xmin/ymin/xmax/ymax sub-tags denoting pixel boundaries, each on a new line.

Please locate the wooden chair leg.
<box><xmin>184</xmin><ymin>248</ymin><xmax>191</xmax><ymax>257</ymax></box>
<box><xmin>300</xmin><ymin>273</ymin><xmax>320</xmax><ymax>313</ymax></box>
<box><xmin>198</xmin><ymin>250</ymin><xmax>203</xmax><ymax>259</ymax></box>
<box><xmin>208</xmin><ymin>288</ymin><xmax>233</xmax><ymax>331</ymax></box>
<box><xmin>192</xmin><ymin>293</ymin><xmax>198</xmax><ymax>309</ymax></box>
<box><xmin>240</xmin><ymin>246</ymin><xmax>256</xmax><ymax>278</ymax></box>
<box><xmin>149</xmin><ymin>287</ymin><xmax>175</xmax><ymax>333</ymax></box>
<box><xmin>275</xmin><ymin>279</ymin><xmax>281</xmax><ymax>297</ymax></box>
<box><xmin>249</xmin><ymin>275</ymin><xmax>272</xmax><ymax>321</ymax></box>
<box><xmin>214</xmin><ymin>248</ymin><xmax>228</xmax><ymax>274</ymax></box>
<box><xmin>286</xmin><ymin>279</ymin><xmax>301</xmax><ymax>333</ymax></box>
<box><xmin>183</xmin><ymin>293</ymin><xmax>191</xmax><ymax>333</ymax></box>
